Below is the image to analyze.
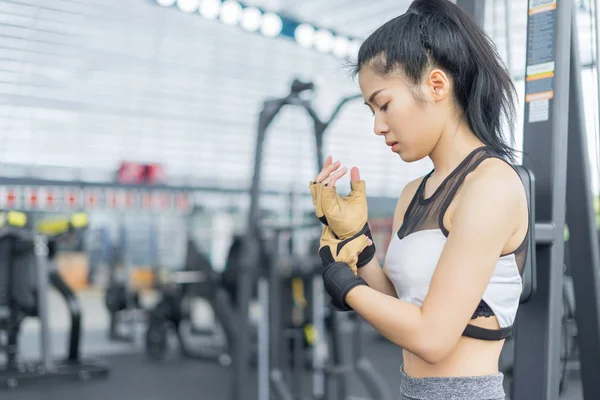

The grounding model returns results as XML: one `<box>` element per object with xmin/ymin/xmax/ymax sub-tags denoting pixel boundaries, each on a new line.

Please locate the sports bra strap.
<box><xmin>462</xmin><ymin>324</ymin><xmax>513</xmax><ymax>341</ymax></box>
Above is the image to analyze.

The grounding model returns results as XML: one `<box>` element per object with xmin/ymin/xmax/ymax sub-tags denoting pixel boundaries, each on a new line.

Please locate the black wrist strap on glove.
<box><xmin>318</xmin><ymin>224</ymin><xmax>376</xmax><ymax>271</ymax></box>
<box><xmin>322</xmin><ymin>262</ymin><xmax>369</xmax><ymax>311</ymax></box>
<box><xmin>356</xmin><ymin>224</ymin><xmax>375</xmax><ymax>268</ymax></box>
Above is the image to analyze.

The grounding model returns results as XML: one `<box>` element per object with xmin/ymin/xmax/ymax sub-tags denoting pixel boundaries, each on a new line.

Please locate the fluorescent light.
<box><xmin>314</xmin><ymin>29</ymin><xmax>334</xmax><ymax>53</ymax></box>
<box><xmin>176</xmin><ymin>0</ymin><xmax>199</xmax><ymax>13</ymax></box>
<box><xmin>156</xmin><ymin>0</ymin><xmax>177</xmax><ymax>6</ymax></box>
<box><xmin>294</xmin><ymin>23</ymin><xmax>315</xmax><ymax>48</ymax></box>
<box><xmin>241</xmin><ymin>7</ymin><xmax>262</xmax><ymax>32</ymax></box>
<box><xmin>220</xmin><ymin>1</ymin><xmax>242</xmax><ymax>26</ymax></box>
<box><xmin>260</xmin><ymin>12</ymin><xmax>282</xmax><ymax>38</ymax></box>
<box><xmin>332</xmin><ymin>36</ymin><xmax>350</xmax><ymax>58</ymax></box>
<box><xmin>199</xmin><ymin>0</ymin><xmax>220</xmax><ymax>20</ymax></box>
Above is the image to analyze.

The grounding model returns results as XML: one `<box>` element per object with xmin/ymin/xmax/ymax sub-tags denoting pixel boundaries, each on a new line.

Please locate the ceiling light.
<box><xmin>199</xmin><ymin>0</ymin><xmax>220</xmax><ymax>20</ymax></box>
<box><xmin>314</xmin><ymin>29</ymin><xmax>334</xmax><ymax>53</ymax></box>
<box><xmin>294</xmin><ymin>23</ymin><xmax>315</xmax><ymax>48</ymax></box>
<box><xmin>220</xmin><ymin>1</ymin><xmax>243</xmax><ymax>26</ymax></box>
<box><xmin>241</xmin><ymin>7</ymin><xmax>262</xmax><ymax>32</ymax></box>
<box><xmin>260</xmin><ymin>12</ymin><xmax>282</xmax><ymax>38</ymax></box>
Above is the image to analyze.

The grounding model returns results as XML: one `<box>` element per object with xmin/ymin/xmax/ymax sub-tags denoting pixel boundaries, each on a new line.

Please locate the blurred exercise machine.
<box><xmin>457</xmin><ymin>1</ymin><xmax>600</xmax><ymax>399</ymax></box>
<box><xmin>104</xmin><ymin>222</ymin><xmax>156</xmax><ymax>345</ymax></box>
<box><xmin>104</xmin><ymin>237</ymin><xmax>140</xmax><ymax>343</ymax></box>
<box><xmin>225</xmin><ymin>78</ymin><xmax>392</xmax><ymax>400</ymax></box>
<box><xmin>0</xmin><ymin>211</ymin><xmax>109</xmax><ymax>389</ymax></box>
<box><xmin>144</xmin><ymin>237</ymin><xmax>236</xmax><ymax>366</ymax></box>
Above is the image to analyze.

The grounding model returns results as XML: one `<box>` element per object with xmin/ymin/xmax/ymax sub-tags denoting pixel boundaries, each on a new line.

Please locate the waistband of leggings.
<box><xmin>399</xmin><ymin>365</ymin><xmax>505</xmax><ymax>399</ymax></box>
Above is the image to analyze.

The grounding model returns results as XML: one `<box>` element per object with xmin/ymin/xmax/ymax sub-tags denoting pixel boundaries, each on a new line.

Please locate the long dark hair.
<box><xmin>353</xmin><ymin>0</ymin><xmax>518</xmax><ymax>162</ymax></box>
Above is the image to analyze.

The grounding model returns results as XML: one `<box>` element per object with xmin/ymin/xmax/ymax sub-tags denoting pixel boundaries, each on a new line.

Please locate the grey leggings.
<box><xmin>398</xmin><ymin>366</ymin><xmax>505</xmax><ymax>400</ymax></box>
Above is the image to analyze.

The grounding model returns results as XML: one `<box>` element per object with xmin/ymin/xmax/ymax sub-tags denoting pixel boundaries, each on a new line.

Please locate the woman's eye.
<box><xmin>380</xmin><ymin>103</ymin><xmax>388</xmax><ymax>112</ymax></box>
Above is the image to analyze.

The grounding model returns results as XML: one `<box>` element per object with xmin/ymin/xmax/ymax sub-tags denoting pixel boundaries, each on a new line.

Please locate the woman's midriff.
<box><xmin>402</xmin><ymin>316</ymin><xmax>505</xmax><ymax>378</ymax></box>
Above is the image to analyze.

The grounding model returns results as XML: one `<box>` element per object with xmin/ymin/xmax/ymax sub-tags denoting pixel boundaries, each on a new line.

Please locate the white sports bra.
<box><xmin>384</xmin><ymin>229</ymin><xmax>523</xmax><ymax>329</ymax></box>
<box><xmin>384</xmin><ymin>147</ymin><xmax>528</xmax><ymax>340</ymax></box>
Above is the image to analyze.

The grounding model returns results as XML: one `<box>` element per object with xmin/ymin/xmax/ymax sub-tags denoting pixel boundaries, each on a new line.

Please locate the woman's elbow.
<box><xmin>412</xmin><ymin>335</ymin><xmax>455</xmax><ymax>365</ymax></box>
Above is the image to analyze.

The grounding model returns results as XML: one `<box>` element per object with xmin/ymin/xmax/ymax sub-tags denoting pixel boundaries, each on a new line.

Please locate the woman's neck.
<box><xmin>428</xmin><ymin>123</ymin><xmax>485</xmax><ymax>177</ymax></box>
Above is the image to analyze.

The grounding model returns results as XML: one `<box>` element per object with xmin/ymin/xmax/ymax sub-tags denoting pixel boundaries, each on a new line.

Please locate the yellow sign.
<box><xmin>0</xmin><ymin>211</ymin><xmax>27</xmax><ymax>228</ymax></box>
<box><xmin>71</xmin><ymin>212</ymin><xmax>89</xmax><ymax>229</ymax></box>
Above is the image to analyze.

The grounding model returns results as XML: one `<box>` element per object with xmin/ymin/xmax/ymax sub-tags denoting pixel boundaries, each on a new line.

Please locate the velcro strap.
<box><xmin>462</xmin><ymin>324</ymin><xmax>513</xmax><ymax>341</ymax></box>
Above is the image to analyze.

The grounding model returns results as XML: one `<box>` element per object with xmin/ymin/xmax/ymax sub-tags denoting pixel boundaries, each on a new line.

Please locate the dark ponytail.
<box><xmin>353</xmin><ymin>0</ymin><xmax>518</xmax><ymax>162</ymax></box>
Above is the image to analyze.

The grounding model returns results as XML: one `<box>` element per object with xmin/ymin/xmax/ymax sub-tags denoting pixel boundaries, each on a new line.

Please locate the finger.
<box><xmin>367</xmin><ymin>239</ymin><xmax>373</xmax><ymax>246</ymax></box>
<box><xmin>323</xmin><ymin>156</ymin><xmax>333</xmax><ymax>169</ymax></box>
<box><xmin>350</xmin><ymin>167</ymin><xmax>360</xmax><ymax>181</ymax></box>
<box><xmin>324</xmin><ymin>167</ymin><xmax>347</xmax><ymax>187</ymax></box>
<box><xmin>349</xmin><ymin>257</ymin><xmax>358</xmax><ymax>276</ymax></box>
<box><xmin>315</xmin><ymin>160</ymin><xmax>341</xmax><ymax>183</ymax></box>
<box><xmin>321</xmin><ymin>167</ymin><xmax>348</xmax><ymax>188</ymax></box>
<box><xmin>321</xmin><ymin>166</ymin><xmax>346</xmax><ymax>184</ymax></box>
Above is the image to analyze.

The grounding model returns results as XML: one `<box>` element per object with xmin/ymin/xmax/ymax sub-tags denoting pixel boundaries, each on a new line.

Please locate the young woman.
<box><xmin>311</xmin><ymin>1</ymin><xmax>529</xmax><ymax>399</ymax></box>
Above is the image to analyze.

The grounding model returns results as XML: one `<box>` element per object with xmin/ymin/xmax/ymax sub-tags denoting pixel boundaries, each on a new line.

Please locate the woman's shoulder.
<box><xmin>469</xmin><ymin>157</ymin><xmax>525</xmax><ymax>192</ymax></box>
<box><xmin>453</xmin><ymin>156</ymin><xmax>529</xmax><ymax>251</ymax></box>
<box><xmin>462</xmin><ymin>157</ymin><xmax>528</xmax><ymax>212</ymax></box>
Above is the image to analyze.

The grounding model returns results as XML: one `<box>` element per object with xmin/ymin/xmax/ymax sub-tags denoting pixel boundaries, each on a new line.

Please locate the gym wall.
<box><xmin>0</xmin><ymin>0</ymin><xmax>433</xmax><ymax>201</ymax></box>
<box><xmin>2</xmin><ymin>0</ymin><xmax>600</xmax><ymax>269</ymax></box>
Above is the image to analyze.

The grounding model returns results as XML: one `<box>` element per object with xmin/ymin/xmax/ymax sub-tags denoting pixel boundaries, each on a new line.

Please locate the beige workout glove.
<box><xmin>319</xmin><ymin>225</ymin><xmax>370</xmax><ymax>276</ymax></box>
<box><xmin>309</xmin><ymin>180</ymin><xmax>369</xmax><ymax>240</ymax></box>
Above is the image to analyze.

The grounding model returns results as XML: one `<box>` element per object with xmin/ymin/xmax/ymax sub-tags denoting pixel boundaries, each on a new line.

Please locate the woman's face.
<box><xmin>358</xmin><ymin>65</ymin><xmax>451</xmax><ymax>162</ymax></box>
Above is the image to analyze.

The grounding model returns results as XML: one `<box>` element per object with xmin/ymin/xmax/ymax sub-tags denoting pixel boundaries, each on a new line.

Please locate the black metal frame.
<box><xmin>458</xmin><ymin>1</ymin><xmax>600</xmax><ymax>399</ymax></box>
<box><xmin>0</xmin><ymin>219</ymin><xmax>109</xmax><ymax>390</ymax></box>
<box><xmin>143</xmin><ymin>238</ymin><xmax>236</xmax><ymax>366</ymax></box>
<box><xmin>232</xmin><ymin>79</ymin><xmax>391</xmax><ymax>400</ymax></box>
<box><xmin>564</xmin><ymin>6</ymin><xmax>600</xmax><ymax>398</ymax></box>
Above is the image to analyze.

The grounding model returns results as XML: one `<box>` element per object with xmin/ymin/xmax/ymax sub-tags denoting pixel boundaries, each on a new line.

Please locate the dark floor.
<box><xmin>1</xmin><ymin>335</ymin><xmax>584</xmax><ymax>400</ymax></box>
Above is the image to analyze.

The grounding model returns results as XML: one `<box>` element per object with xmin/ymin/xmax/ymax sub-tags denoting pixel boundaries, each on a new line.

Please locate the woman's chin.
<box><xmin>398</xmin><ymin>149</ymin><xmax>425</xmax><ymax>163</ymax></box>
<box><xmin>397</xmin><ymin>149</ymin><xmax>413</xmax><ymax>162</ymax></box>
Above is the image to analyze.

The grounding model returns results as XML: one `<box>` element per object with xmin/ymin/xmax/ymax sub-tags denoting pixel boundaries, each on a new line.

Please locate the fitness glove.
<box><xmin>309</xmin><ymin>180</ymin><xmax>368</xmax><ymax>238</ymax></box>
<box><xmin>319</xmin><ymin>226</ymin><xmax>369</xmax><ymax>311</ymax></box>
<box><xmin>319</xmin><ymin>224</ymin><xmax>376</xmax><ymax>274</ymax></box>
<box><xmin>322</xmin><ymin>262</ymin><xmax>368</xmax><ymax>311</ymax></box>
<box><xmin>309</xmin><ymin>180</ymin><xmax>376</xmax><ymax>268</ymax></box>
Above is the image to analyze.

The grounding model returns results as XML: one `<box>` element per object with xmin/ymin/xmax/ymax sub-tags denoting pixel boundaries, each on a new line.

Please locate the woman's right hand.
<box><xmin>310</xmin><ymin>156</ymin><xmax>370</xmax><ymax>240</ymax></box>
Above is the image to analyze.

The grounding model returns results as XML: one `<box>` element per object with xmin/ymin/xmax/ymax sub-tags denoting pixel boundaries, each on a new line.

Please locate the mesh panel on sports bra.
<box><xmin>397</xmin><ymin>146</ymin><xmax>529</xmax><ymax>277</ymax></box>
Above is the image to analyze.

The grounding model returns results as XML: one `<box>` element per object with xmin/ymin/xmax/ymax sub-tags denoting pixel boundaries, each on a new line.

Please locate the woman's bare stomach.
<box><xmin>402</xmin><ymin>316</ymin><xmax>505</xmax><ymax>378</ymax></box>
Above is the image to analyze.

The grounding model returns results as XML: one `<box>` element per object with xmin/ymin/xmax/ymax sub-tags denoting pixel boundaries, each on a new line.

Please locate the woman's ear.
<box><xmin>427</xmin><ymin>69</ymin><xmax>451</xmax><ymax>102</ymax></box>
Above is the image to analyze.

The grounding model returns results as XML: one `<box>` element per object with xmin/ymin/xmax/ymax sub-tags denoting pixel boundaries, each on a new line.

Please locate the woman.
<box><xmin>310</xmin><ymin>1</ymin><xmax>529</xmax><ymax>399</ymax></box>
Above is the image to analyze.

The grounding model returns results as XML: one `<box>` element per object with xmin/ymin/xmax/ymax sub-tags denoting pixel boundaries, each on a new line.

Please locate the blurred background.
<box><xmin>0</xmin><ymin>0</ymin><xmax>597</xmax><ymax>399</ymax></box>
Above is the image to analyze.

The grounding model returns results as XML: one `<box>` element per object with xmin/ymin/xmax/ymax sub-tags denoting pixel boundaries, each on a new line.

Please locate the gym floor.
<box><xmin>3</xmin><ymin>289</ymin><xmax>585</xmax><ymax>400</ymax></box>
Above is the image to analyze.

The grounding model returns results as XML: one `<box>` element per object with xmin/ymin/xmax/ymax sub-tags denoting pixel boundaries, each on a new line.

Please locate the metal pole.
<box><xmin>257</xmin><ymin>278</ymin><xmax>270</xmax><ymax>400</ymax></box>
<box><xmin>505</xmin><ymin>0</ymin><xmax>512</xmax><ymax>73</ymax></box>
<box><xmin>352</xmin><ymin>315</ymin><xmax>394</xmax><ymax>400</ymax></box>
<box><xmin>566</xmin><ymin>8</ymin><xmax>600</xmax><ymax>398</ymax></box>
<box><xmin>595</xmin><ymin>0</ymin><xmax>600</xmax><ymax>130</ymax></box>
<box><xmin>269</xmin><ymin>233</ymin><xmax>294</xmax><ymax>400</ymax></box>
<box><xmin>513</xmin><ymin>1</ymin><xmax>572</xmax><ymax>399</ymax></box>
<box><xmin>34</xmin><ymin>234</ymin><xmax>53</xmax><ymax>372</ymax></box>
<box><xmin>312</xmin><ymin>275</ymin><xmax>326</xmax><ymax>398</ymax></box>
<box><xmin>456</xmin><ymin>0</ymin><xmax>486</xmax><ymax>26</ymax></box>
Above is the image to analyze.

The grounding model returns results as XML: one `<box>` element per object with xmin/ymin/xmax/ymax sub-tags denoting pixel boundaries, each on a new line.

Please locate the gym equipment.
<box><xmin>104</xmin><ymin>227</ymin><xmax>142</xmax><ymax>343</ymax></box>
<box><xmin>458</xmin><ymin>1</ymin><xmax>600</xmax><ymax>399</ymax></box>
<box><xmin>144</xmin><ymin>237</ymin><xmax>236</xmax><ymax>366</ymax></box>
<box><xmin>230</xmin><ymin>78</ymin><xmax>391</xmax><ymax>400</ymax></box>
<box><xmin>263</xmin><ymin>223</ymin><xmax>391</xmax><ymax>400</ymax></box>
<box><xmin>502</xmin><ymin>263</ymin><xmax>576</xmax><ymax>397</ymax></box>
<box><xmin>0</xmin><ymin>211</ymin><xmax>109</xmax><ymax>389</ymax></box>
